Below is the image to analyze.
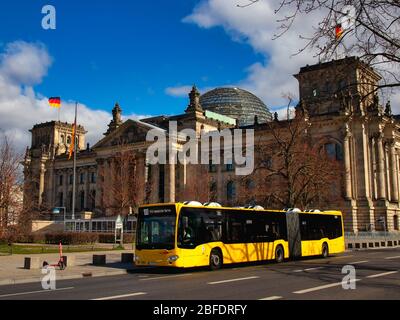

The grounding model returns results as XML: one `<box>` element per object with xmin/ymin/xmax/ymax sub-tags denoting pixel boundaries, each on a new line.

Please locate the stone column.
<box><xmin>164</xmin><ymin>162</ymin><xmax>176</xmax><ymax>203</ymax></box>
<box><xmin>376</xmin><ymin>134</ymin><xmax>386</xmax><ymax>199</ymax></box>
<box><xmin>343</xmin><ymin>134</ymin><xmax>352</xmax><ymax>199</ymax></box>
<box><xmin>95</xmin><ymin>160</ymin><xmax>104</xmax><ymax>214</ymax></box>
<box><xmin>38</xmin><ymin>162</ymin><xmax>46</xmax><ymax>206</ymax></box>
<box><xmin>389</xmin><ymin>141</ymin><xmax>399</xmax><ymax>202</ymax></box>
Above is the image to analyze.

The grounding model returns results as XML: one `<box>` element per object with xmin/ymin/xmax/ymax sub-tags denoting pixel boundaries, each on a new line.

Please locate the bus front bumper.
<box><xmin>135</xmin><ymin>250</ymin><xmax>180</xmax><ymax>267</ymax></box>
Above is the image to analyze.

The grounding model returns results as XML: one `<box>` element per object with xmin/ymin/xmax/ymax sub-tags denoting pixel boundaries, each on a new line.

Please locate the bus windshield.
<box><xmin>137</xmin><ymin>205</ymin><xmax>176</xmax><ymax>250</ymax></box>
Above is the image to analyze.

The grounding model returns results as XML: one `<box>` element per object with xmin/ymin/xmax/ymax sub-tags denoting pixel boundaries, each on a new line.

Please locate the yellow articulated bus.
<box><xmin>135</xmin><ymin>202</ymin><xmax>345</xmax><ymax>270</ymax></box>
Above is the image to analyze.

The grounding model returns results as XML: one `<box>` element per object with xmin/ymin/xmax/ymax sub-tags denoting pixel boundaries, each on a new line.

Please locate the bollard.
<box><xmin>121</xmin><ymin>253</ymin><xmax>134</xmax><ymax>263</ymax></box>
<box><xmin>62</xmin><ymin>255</ymin><xmax>75</xmax><ymax>267</ymax></box>
<box><xmin>24</xmin><ymin>257</ymin><xmax>40</xmax><ymax>269</ymax></box>
<box><xmin>93</xmin><ymin>254</ymin><xmax>106</xmax><ymax>265</ymax></box>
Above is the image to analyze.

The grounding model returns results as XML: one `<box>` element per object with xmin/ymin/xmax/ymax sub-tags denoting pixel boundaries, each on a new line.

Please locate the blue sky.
<box><xmin>0</xmin><ymin>0</ymin><xmax>263</xmax><ymax>116</ymax></box>
<box><xmin>1</xmin><ymin>0</ymin><xmax>333</xmax><ymax>149</ymax></box>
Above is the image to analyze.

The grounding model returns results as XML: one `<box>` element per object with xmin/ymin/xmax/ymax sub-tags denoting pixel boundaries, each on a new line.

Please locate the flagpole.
<box><xmin>71</xmin><ymin>102</ymin><xmax>78</xmax><ymax>224</ymax></box>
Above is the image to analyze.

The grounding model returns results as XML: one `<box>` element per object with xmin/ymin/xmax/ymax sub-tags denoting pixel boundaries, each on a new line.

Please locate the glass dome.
<box><xmin>200</xmin><ymin>87</ymin><xmax>272</xmax><ymax>126</ymax></box>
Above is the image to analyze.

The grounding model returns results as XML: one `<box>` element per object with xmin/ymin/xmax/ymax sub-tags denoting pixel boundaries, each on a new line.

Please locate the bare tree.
<box><xmin>0</xmin><ymin>135</ymin><xmax>23</xmax><ymax>236</ymax></box>
<box><xmin>239</xmin><ymin>0</ymin><xmax>400</xmax><ymax>97</ymax></box>
<box><xmin>182</xmin><ymin>163</ymin><xmax>215</xmax><ymax>203</ymax></box>
<box><xmin>238</xmin><ymin>99</ymin><xmax>342</xmax><ymax>209</ymax></box>
<box><xmin>98</xmin><ymin>140</ymin><xmax>140</xmax><ymax>217</ymax></box>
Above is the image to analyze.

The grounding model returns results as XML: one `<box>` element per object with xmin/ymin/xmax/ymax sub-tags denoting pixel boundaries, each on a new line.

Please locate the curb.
<box><xmin>0</xmin><ymin>269</ymin><xmax>133</xmax><ymax>287</ymax></box>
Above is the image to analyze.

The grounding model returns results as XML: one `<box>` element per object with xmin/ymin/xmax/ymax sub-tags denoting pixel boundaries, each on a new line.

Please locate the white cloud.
<box><xmin>184</xmin><ymin>0</ymin><xmax>400</xmax><ymax>113</ymax></box>
<box><xmin>165</xmin><ymin>84</ymin><xmax>215</xmax><ymax>97</ymax></box>
<box><xmin>165</xmin><ymin>85</ymin><xmax>193</xmax><ymax>97</ymax></box>
<box><xmin>182</xmin><ymin>0</ymin><xmax>327</xmax><ymax>108</ymax></box>
<box><xmin>0</xmin><ymin>41</ymin><xmax>52</xmax><ymax>85</ymax></box>
<box><xmin>0</xmin><ymin>41</ymin><xmax>150</xmax><ymax>152</ymax></box>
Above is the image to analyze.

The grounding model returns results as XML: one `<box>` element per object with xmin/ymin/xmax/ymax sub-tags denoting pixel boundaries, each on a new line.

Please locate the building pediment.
<box><xmin>92</xmin><ymin>119</ymin><xmax>165</xmax><ymax>149</ymax></box>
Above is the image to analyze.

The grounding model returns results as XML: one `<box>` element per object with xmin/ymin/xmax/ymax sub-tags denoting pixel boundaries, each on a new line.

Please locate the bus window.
<box><xmin>178</xmin><ymin>208</ymin><xmax>224</xmax><ymax>248</ymax></box>
<box><xmin>136</xmin><ymin>205</ymin><xmax>176</xmax><ymax>250</ymax></box>
<box><xmin>299</xmin><ymin>214</ymin><xmax>343</xmax><ymax>240</ymax></box>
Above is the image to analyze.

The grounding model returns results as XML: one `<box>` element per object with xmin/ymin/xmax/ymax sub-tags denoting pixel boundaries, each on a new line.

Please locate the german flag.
<box><xmin>49</xmin><ymin>97</ymin><xmax>61</xmax><ymax>108</ymax></box>
<box><xmin>335</xmin><ymin>24</ymin><xmax>344</xmax><ymax>40</ymax></box>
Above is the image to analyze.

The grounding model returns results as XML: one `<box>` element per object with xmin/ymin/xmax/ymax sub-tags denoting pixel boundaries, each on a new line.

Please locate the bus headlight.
<box><xmin>167</xmin><ymin>255</ymin><xmax>179</xmax><ymax>263</ymax></box>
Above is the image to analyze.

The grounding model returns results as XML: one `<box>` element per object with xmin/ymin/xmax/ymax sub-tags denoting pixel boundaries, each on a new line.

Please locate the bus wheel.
<box><xmin>275</xmin><ymin>245</ymin><xmax>284</xmax><ymax>263</ymax></box>
<box><xmin>322</xmin><ymin>243</ymin><xmax>329</xmax><ymax>258</ymax></box>
<box><xmin>209</xmin><ymin>249</ymin><xmax>222</xmax><ymax>270</ymax></box>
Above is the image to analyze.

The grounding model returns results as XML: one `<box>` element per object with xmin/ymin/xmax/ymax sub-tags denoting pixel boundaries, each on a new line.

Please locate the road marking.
<box><xmin>207</xmin><ymin>276</ymin><xmax>259</xmax><ymax>285</ymax></box>
<box><xmin>304</xmin><ymin>267</ymin><xmax>324</xmax><ymax>271</ymax></box>
<box><xmin>348</xmin><ymin>260</ymin><xmax>368</xmax><ymax>265</ymax></box>
<box><xmin>139</xmin><ymin>273</ymin><xmax>192</xmax><ymax>281</ymax></box>
<box><xmin>366</xmin><ymin>271</ymin><xmax>398</xmax><ymax>279</ymax></box>
<box><xmin>259</xmin><ymin>296</ymin><xmax>283</xmax><ymax>300</ymax></box>
<box><xmin>333</xmin><ymin>255</ymin><xmax>354</xmax><ymax>259</ymax></box>
<box><xmin>385</xmin><ymin>256</ymin><xmax>400</xmax><ymax>260</ymax></box>
<box><xmin>92</xmin><ymin>292</ymin><xmax>147</xmax><ymax>300</ymax></box>
<box><xmin>0</xmin><ymin>287</ymin><xmax>74</xmax><ymax>298</ymax></box>
<box><xmin>293</xmin><ymin>279</ymin><xmax>360</xmax><ymax>294</ymax></box>
<box><xmin>293</xmin><ymin>267</ymin><xmax>324</xmax><ymax>272</ymax></box>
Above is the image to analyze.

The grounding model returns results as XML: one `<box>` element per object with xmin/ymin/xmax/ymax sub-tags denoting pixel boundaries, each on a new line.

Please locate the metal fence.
<box><xmin>345</xmin><ymin>231</ymin><xmax>400</xmax><ymax>240</ymax></box>
<box><xmin>64</xmin><ymin>217</ymin><xmax>137</xmax><ymax>233</ymax></box>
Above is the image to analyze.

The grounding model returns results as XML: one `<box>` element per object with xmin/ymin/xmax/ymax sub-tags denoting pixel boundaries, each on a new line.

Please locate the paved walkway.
<box><xmin>0</xmin><ymin>250</ymin><xmax>135</xmax><ymax>286</ymax></box>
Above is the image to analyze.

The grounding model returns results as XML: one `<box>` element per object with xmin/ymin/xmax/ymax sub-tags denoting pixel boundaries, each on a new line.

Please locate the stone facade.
<box><xmin>22</xmin><ymin>57</ymin><xmax>400</xmax><ymax>233</ymax></box>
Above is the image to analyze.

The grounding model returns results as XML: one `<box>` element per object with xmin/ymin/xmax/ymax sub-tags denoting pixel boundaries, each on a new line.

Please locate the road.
<box><xmin>0</xmin><ymin>247</ymin><xmax>399</xmax><ymax>300</ymax></box>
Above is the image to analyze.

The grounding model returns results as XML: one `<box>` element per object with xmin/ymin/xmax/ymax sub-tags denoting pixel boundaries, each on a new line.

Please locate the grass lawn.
<box><xmin>0</xmin><ymin>244</ymin><xmax>127</xmax><ymax>255</ymax></box>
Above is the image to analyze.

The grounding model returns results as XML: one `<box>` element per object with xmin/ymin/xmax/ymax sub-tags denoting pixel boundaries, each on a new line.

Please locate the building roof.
<box><xmin>199</xmin><ymin>87</ymin><xmax>272</xmax><ymax>126</ymax></box>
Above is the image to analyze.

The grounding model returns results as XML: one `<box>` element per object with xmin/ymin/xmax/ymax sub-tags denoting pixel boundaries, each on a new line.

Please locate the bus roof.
<box><xmin>139</xmin><ymin>202</ymin><xmax>342</xmax><ymax>216</ymax></box>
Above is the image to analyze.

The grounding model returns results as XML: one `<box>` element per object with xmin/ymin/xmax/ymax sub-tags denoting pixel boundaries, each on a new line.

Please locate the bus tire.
<box><xmin>322</xmin><ymin>243</ymin><xmax>329</xmax><ymax>258</ymax></box>
<box><xmin>275</xmin><ymin>245</ymin><xmax>284</xmax><ymax>263</ymax></box>
<box><xmin>209</xmin><ymin>249</ymin><xmax>223</xmax><ymax>270</ymax></box>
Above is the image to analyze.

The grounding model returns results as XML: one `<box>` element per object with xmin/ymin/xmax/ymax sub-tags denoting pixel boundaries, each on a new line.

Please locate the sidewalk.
<box><xmin>0</xmin><ymin>250</ymin><xmax>136</xmax><ymax>286</ymax></box>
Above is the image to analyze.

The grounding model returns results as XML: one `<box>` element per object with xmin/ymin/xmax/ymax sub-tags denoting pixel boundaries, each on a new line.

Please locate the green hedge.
<box><xmin>1</xmin><ymin>232</ymin><xmax>135</xmax><ymax>245</ymax></box>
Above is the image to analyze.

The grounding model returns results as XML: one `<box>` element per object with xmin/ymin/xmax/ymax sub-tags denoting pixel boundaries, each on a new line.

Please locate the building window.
<box><xmin>225</xmin><ymin>163</ymin><xmax>234</xmax><ymax>172</ymax></box>
<box><xmin>68</xmin><ymin>191</ymin><xmax>73</xmax><ymax>211</ymax></box>
<box><xmin>209</xmin><ymin>161</ymin><xmax>217</xmax><ymax>173</ymax></box>
<box><xmin>80</xmin><ymin>173</ymin><xmax>85</xmax><ymax>184</ymax></box>
<box><xmin>246</xmin><ymin>179</ymin><xmax>256</xmax><ymax>190</ymax></box>
<box><xmin>90</xmin><ymin>190</ymin><xmax>96</xmax><ymax>210</ymax></box>
<box><xmin>58</xmin><ymin>192</ymin><xmax>64</xmax><ymax>207</ymax></box>
<box><xmin>210</xmin><ymin>181</ymin><xmax>217</xmax><ymax>194</ymax></box>
<box><xmin>90</xmin><ymin>172</ymin><xmax>96</xmax><ymax>183</ymax></box>
<box><xmin>324</xmin><ymin>143</ymin><xmax>343</xmax><ymax>161</ymax></box>
<box><xmin>145</xmin><ymin>163</ymin><xmax>152</xmax><ymax>183</ymax></box>
<box><xmin>80</xmin><ymin>191</ymin><xmax>85</xmax><ymax>211</ymax></box>
<box><xmin>60</xmin><ymin>135</ymin><xmax>65</xmax><ymax>144</ymax></box>
<box><xmin>69</xmin><ymin>174</ymin><xmax>73</xmax><ymax>185</ymax></box>
<box><xmin>67</xmin><ymin>136</ymin><xmax>71</xmax><ymax>144</ymax></box>
<box><xmin>158</xmin><ymin>164</ymin><xmax>165</xmax><ymax>202</ymax></box>
<box><xmin>394</xmin><ymin>215</ymin><xmax>399</xmax><ymax>231</ymax></box>
<box><xmin>59</xmin><ymin>174</ymin><xmax>63</xmax><ymax>186</ymax></box>
<box><xmin>227</xmin><ymin>181</ymin><xmax>236</xmax><ymax>201</ymax></box>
